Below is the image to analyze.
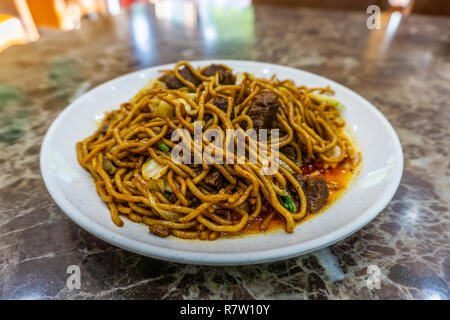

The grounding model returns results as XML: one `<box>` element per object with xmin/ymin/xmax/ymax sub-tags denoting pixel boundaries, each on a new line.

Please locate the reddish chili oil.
<box><xmin>223</xmin><ymin>156</ymin><xmax>361</xmax><ymax>237</ymax></box>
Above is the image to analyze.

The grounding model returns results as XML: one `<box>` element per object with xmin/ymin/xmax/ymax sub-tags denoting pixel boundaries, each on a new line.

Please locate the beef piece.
<box><xmin>302</xmin><ymin>176</ymin><xmax>328</xmax><ymax>213</ymax></box>
<box><xmin>160</xmin><ymin>67</ymin><xmax>200</xmax><ymax>89</ymax></box>
<box><xmin>281</xmin><ymin>145</ymin><xmax>297</xmax><ymax>163</ymax></box>
<box><xmin>213</xmin><ymin>96</ymin><xmax>228</xmax><ymax>113</ymax></box>
<box><xmin>213</xmin><ymin>96</ymin><xmax>235</xmax><ymax>120</ymax></box>
<box><xmin>164</xmin><ymin>127</ymin><xmax>174</xmax><ymax>140</ymax></box>
<box><xmin>148</xmin><ymin>224</ymin><xmax>170</xmax><ymax>237</ymax></box>
<box><xmin>212</xmin><ymin>96</ymin><xmax>234</xmax><ymax>119</ymax></box>
<box><xmin>288</xmin><ymin>174</ymin><xmax>329</xmax><ymax>213</ymax></box>
<box><xmin>204</xmin><ymin>169</ymin><xmax>225</xmax><ymax>189</ymax></box>
<box><xmin>185</xmin><ymin>189</ymin><xmax>199</xmax><ymax>205</ymax></box>
<box><xmin>246</xmin><ymin>90</ymin><xmax>280</xmax><ymax>130</ymax></box>
<box><xmin>160</xmin><ymin>73</ymin><xmax>183</xmax><ymax>89</ymax></box>
<box><xmin>201</xmin><ymin>64</ymin><xmax>235</xmax><ymax>85</ymax></box>
<box><xmin>179</xmin><ymin>67</ymin><xmax>201</xmax><ymax>86</ymax></box>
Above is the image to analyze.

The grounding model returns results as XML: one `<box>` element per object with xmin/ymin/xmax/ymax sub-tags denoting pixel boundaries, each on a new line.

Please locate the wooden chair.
<box><xmin>0</xmin><ymin>0</ymin><xmax>39</xmax><ymax>41</ymax></box>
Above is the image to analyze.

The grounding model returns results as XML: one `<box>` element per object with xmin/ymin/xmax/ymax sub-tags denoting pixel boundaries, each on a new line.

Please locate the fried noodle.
<box><xmin>76</xmin><ymin>61</ymin><xmax>358</xmax><ymax>240</ymax></box>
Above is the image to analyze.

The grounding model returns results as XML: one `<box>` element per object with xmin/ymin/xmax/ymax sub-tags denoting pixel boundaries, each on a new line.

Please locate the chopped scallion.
<box><xmin>281</xmin><ymin>194</ymin><xmax>297</xmax><ymax>213</ymax></box>
<box><xmin>158</xmin><ymin>143</ymin><xmax>170</xmax><ymax>152</ymax></box>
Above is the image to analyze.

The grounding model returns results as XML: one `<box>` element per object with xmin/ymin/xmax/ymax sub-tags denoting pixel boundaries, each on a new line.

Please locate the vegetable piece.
<box><xmin>310</xmin><ymin>93</ymin><xmax>343</xmax><ymax>110</ymax></box>
<box><xmin>179</xmin><ymin>93</ymin><xmax>198</xmax><ymax>115</ymax></box>
<box><xmin>281</xmin><ymin>193</ymin><xmax>297</xmax><ymax>213</ymax></box>
<box><xmin>279</xmin><ymin>158</ymin><xmax>294</xmax><ymax>174</ymax></box>
<box><xmin>147</xmin><ymin>179</ymin><xmax>165</xmax><ymax>193</ymax></box>
<box><xmin>158</xmin><ymin>143</ymin><xmax>170</xmax><ymax>152</ymax></box>
<box><xmin>235</xmin><ymin>72</ymin><xmax>256</xmax><ymax>85</ymax></box>
<box><xmin>141</xmin><ymin>79</ymin><xmax>167</xmax><ymax>91</ymax></box>
<box><xmin>142</xmin><ymin>159</ymin><xmax>169</xmax><ymax>180</ymax></box>
<box><xmin>132</xmin><ymin>177</ymin><xmax>181</xmax><ymax>221</ymax></box>
<box><xmin>174</xmin><ymin>97</ymin><xmax>192</xmax><ymax>113</ymax></box>
<box><xmin>103</xmin><ymin>158</ymin><xmax>117</xmax><ymax>175</ymax></box>
<box><xmin>185</xmin><ymin>93</ymin><xmax>198</xmax><ymax>102</ymax></box>
<box><xmin>239</xmin><ymin>201</ymin><xmax>249</xmax><ymax>212</ymax></box>
<box><xmin>161</xmin><ymin>176</ymin><xmax>173</xmax><ymax>192</ymax></box>
<box><xmin>235</xmin><ymin>73</ymin><xmax>245</xmax><ymax>85</ymax></box>
<box><xmin>245</xmin><ymin>72</ymin><xmax>255</xmax><ymax>80</ymax></box>
<box><xmin>153</xmin><ymin>100</ymin><xmax>175</xmax><ymax>117</ymax></box>
<box><xmin>131</xmin><ymin>80</ymin><xmax>167</xmax><ymax>103</ymax></box>
<box><xmin>149</xmin><ymin>96</ymin><xmax>161</xmax><ymax>105</ymax></box>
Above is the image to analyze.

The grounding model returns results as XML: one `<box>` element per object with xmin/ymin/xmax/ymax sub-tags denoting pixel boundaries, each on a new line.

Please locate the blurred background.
<box><xmin>0</xmin><ymin>0</ymin><xmax>449</xmax><ymax>53</ymax></box>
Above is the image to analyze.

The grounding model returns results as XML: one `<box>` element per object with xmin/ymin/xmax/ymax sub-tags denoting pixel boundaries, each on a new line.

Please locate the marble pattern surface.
<box><xmin>0</xmin><ymin>3</ymin><xmax>448</xmax><ymax>299</ymax></box>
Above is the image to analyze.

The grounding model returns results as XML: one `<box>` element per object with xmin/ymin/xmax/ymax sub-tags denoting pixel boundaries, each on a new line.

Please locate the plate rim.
<box><xmin>40</xmin><ymin>59</ymin><xmax>404</xmax><ymax>266</ymax></box>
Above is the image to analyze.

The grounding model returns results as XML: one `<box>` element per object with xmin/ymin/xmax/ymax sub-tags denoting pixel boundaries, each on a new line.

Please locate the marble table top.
<box><xmin>0</xmin><ymin>2</ymin><xmax>448</xmax><ymax>299</ymax></box>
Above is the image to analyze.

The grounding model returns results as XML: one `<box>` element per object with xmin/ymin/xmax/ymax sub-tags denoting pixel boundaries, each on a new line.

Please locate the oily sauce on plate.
<box><xmin>224</xmin><ymin>155</ymin><xmax>361</xmax><ymax>237</ymax></box>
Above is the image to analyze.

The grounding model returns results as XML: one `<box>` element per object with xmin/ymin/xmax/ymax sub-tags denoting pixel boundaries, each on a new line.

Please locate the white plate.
<box><xmin>40</xmin><ymin>60</ymin><xmax>403</xmax><ymax>266</ymax></box>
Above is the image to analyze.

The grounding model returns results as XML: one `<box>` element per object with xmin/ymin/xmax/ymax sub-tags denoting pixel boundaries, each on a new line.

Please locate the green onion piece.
<box><xmin>246</xmin><ymin>72</ymin><xmax>256</xmax><ymax>80</ymax></box>
<box><xmin>310</xmin><ymin>93</ymin><xmax>343</xmax><ymax>109</ymax></box>
<box><xmin>278</xmin><ymin>87</ymin><xmax>287</xmax><ymax>92</ymax></box>
<box><xmin>158</xmin><ymin>143</ymin><xmax>170</xmax><ymax>152</ymax></box>
<box><xmin>281</xmin><ymin>194</ymin><xmax>297</xmax><ymax>213</ymax></box>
